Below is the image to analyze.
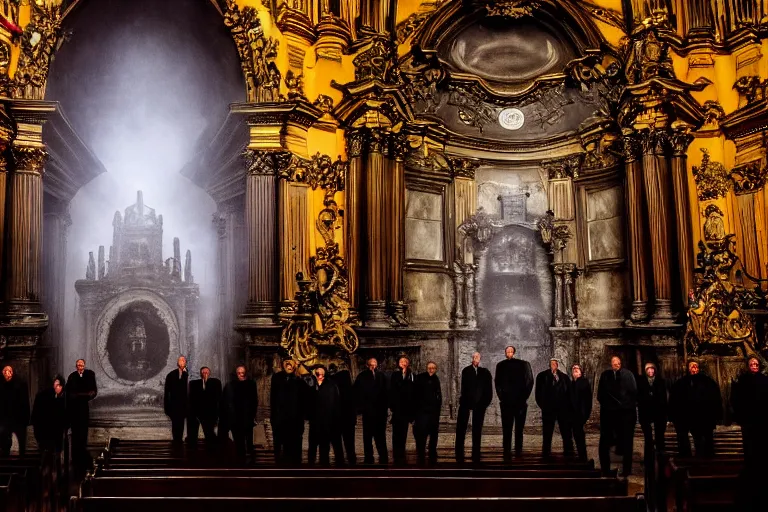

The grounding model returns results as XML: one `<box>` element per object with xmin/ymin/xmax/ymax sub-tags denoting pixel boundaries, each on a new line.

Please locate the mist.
<box><xmin>46</xmin><ymin>0</ymin><xmax>244</xmax><ymax>373</ymax></box>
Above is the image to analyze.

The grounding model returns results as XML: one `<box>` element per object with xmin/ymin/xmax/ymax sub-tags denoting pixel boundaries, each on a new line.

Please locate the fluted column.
<box><xmin>623</xmin><ymin>132</ymin><xmax>650</xmax><ymax>322</ymax></box>
<box><xmin>345</xmin><ymin>130</ymin><xmax>365</xmax><ymax>311</ymax></box>
<box><xmin>669</xmin><ymin>128</ymin><xmax>695</xmax><ymax>308</ymax></box>
<box><xmin>387</xmin><ymin>134</ymin><xmax>406</xmax><ymax>322</ymax></box>
<box><xmin>641</xmin><ymin>129</ymin><xmax>675</xmax><ymax>321</ymax></box>
<box><xmin>278</xmin><ymin>178</ymin><xmax>310</xmax><ymax>304</ymax></box>
<box><xmin>365</xmin><ymin>128</ymin><xmax>389</xmax><ymax>326</ymax></box>
<box><xmin>239</xmin><ymin>150</ymin><xmax>279</xmax><ymax>325</ymax></box>
<box><xmin>43</xmin><ymin>203</ymin><xmax>71</xmax><ymax>348</ymax></box>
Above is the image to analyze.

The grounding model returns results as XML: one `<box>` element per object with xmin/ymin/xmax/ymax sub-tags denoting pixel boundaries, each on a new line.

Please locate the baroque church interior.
<box><xmin>1</xmin><ymin>0</ymin><xmax>768</xmax><ymax>509</ymax></box>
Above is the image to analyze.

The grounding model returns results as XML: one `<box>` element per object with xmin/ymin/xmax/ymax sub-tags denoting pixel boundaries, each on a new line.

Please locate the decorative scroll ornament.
<box><xmin>279</xmin><ymin>158</ymin><xmax>357</xmax><ymax>371</ymax></box>
<box><xmin>458</xmin><ymin>207</ymin><xmax>500</xmax><ymax>253</ymax></box>
<box><xmin>686</xmin><ymin>205</ymin><xmax>765</xmax><ymax>362</ymax></box>
<box><xmin>395</xmin><ymin>1</ymin><xmax>442</xmax><ymax>44</ymax></box>
<box><xmin>353</xmin><ymin>38</ymin><xmax>393</xmax><ymax>82</ymax></box>
<box><xmin>731</xmin><ymin>160</ymin><xmax>768</xmax><ymax>195</ymax></box>
<box><xmin>537</xmin><ymin>210</ymin><xmax>572</xmax><ymax>253</ymax></box>
<box><xmin>691</xmin><ymin>148</ymin><xmax>731</xmax><ymax>201</ymax></box>
<box><xmin>3</xmin><ymin>2</ymin><xmax>63</xmax><ymax>100</ymax></box>
<box><xmin>278</xmin><ymin>152</ymin><xmax>347</xmax><ymax>191</ymax></box>
<box><xmin>486</xmin><ymin>0</ymin><xmax>539</xmax><ymax>18</ymax></box>
<box><xmin>223</xmin><ymin>0</ymin><xmax>281</xmax><ymax>103</ymax></box>
<box><xmin>623</xmin><ymin>22</ymin><xmax>675</xmax><ymax>85</ymax></box>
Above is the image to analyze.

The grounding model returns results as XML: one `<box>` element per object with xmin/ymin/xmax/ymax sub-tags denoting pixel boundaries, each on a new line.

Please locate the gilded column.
<box><xmin>387</xmin><ymin>133</ymin><xmax>407</xmax><ymax>322</ymax></box>
<box><xmin>669</xmin><ymin>128</ymin><xmax>695</xmax><ymax>307</ymax></box>
<box><xmin>239</xmin><ymin>150</ymin><xmax>279</xmax><ymax>325</ymax></box>
<box><xmin>623</xmin><ymin>132</ymin><xmax>650</xmax><ymax>322</ymax></box>
<box><xmin>365</xmin><ymin>128</ymin><xmax>389</xmax><ymax>326</ymax></box>
<box><xmin>344</xmin><ymin>129</ymin><xmax>365</xmax><ymax>311</ymax></box>
<box><xmin>277</xmin><ymin>177</ymin><xmax>310</xmax><ymax>304</ymax></box>
<box><xmin>641</xmin><ymin>129</ymin><xmax>675</xmax><ymax>321</ymax></box>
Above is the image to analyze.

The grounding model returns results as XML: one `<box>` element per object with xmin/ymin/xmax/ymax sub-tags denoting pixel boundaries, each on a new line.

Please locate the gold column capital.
<box><xmin>346</xmin><ymin>129</ymin><xmax>366</xmax><ymax>158</ymax></box>
<box><xmin>11</xmin><ymin>145</ymin><xmax>47</xmax><ymax>175</ymax></box>
<box><xmin>669</xmin><ymin>127</ymin><xmax>694</xmax><ymax>157</ymax></box>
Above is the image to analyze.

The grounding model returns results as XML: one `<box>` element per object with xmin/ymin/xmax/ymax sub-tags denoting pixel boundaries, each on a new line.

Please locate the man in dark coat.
<box><xmin>270</xmin><ymin>359</ymin><xmax>306</xmax><ymax>465</ymax></box>
<box><xmin>308</xmin><ymin>366</ymin><xmax>343</xmax><ymax>466</ymax></box>
<box><xmin>0</xmin><ymin>365</ymin><xmax>29</xmax><ymax>456</ymax></box>
<box><xmin>670</xmin><ymin>360</ymin><xmax>722</xmax><ymax>458</ymax></box>
<box><xmin>222</xmin><ymin>365</ymin><xmax>258</xmax><ymax>462</ymax></box>
<box><xmin>164</xmin><ymin>356</ymin><xmax>189</xmax><ymax>442</ymax></box>
<box><xmin>597</xmin><ymin>356</ymin><xmax>637</xmax><ymax>477</ymax></box>
<box><xmin>66</xmin><ymin>359</ymin><xmax>97</xmax><ymax>473</ymax></box>
<box><xmin>188</xmin><ymin>366</ymin><xmax>222</xmax><ymax>444</ymax></box>
<box><xmin>354</xmin><ymin>357</ymin><xmax>389</xmax><ymax>464</ymax></box>
<box><xmin>637</xmin><ymin>362</ymin><xmax>667</xmax><ymax>454</ymax></box>
<box><xmin>495</xmin><ymin>345</ymin><xmax>534</xmax><ymax>459</ymax></box>
<box><xmin>32</xmin><ymin>375</ymin><xmax>68</xmax><ymax>453</ymax></box>
<box><xmin>455</xmin><ymin>351</ymin><xmax>493</xmax><ymax>463</ymax></box>
<box><xmin>535</xmin><ymin>358</ymin><xmax>573</xmax><ymax>458</ymax></box>
<box><xmin>568</xmin><ymin>364</ymin><xmax>592</xmax><ymax>461</ymax></box>
<box><xmin>328</xmin><ymin>363</ymin><xmax>356</xmax><ymax>464</ymax></box>
<box><xmin>414</xmin><ymin>362</ymin><xmax>442</xmax><ymax>465</ymax></box>
<box><xmin>389</xmin><ymin>355</ymin><xmax>416</xmax><ymax>465</ymax></box>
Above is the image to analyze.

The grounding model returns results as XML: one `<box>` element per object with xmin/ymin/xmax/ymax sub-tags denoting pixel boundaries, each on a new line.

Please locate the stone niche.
<box><xmin>75</xmin><ymin>191</ymin><xmax>199</xmax><ymax>420</ymax></box>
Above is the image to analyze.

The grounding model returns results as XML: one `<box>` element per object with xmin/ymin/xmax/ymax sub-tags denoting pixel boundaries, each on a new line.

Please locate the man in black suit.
<box><xmin>66</xmin><ymin>359</ymin><xmax>97</xmax><ymax>473</ymax></box>
<box><xmin>164</xmin><ymin>356</ymin><xmax>189</xmax><ymax>442</ymax></box>
<box><xmin>354</xmin><ymin>357</ymin><xmax>389</xmax><ymax>464</ymax></box>
<box><xmin>0</xmin><ymin>365</ymin><xmax>29</xmax><ymax>457</ymax></box>
<box><xmin>222</xmin><ymin>365</ymin><xmax>259</xmax><ymax>462</ymax></box>
<box><xmin>495</xmin><ymin>345</ymin><xmax>534</xmax><ymax>459</ymax></box>
<box><xmin>270</xmin><ymin>359</ymin><xmax>306</xmax><ymax>465</ymax></box>
<box><xmin>414</xmin><ymin>362</ymin><xmax>442</xmax><ymax>465</ymax></box>
<box><xmin>389</xmin><ymin>354</ymin><xmax>416</xmax><ymax>465</ymax></box>
<box><xmin>637</xmin><ymin>361</ymin><xmax>667</xmax><ymax>455</ymax></box>
<box><xmin>188</xmin><ymin>366</ymin><xmax>222</xmax><ymax>444</ymax></box>
<box><xmin>328</xmin><ymin>363</ymin><xmax>356</xmax><ymax>464</ymax></box>
<box><xmin>455</xmin><ymin>352</ymin><xmax>492</xmax><ymax>463</ymax></box>
<box><xmin>535</xmin><ymin>358</ymin><xmax>573</xmax><ymax>458</ymax></box>
<box><xmin>568</xmin><ymin>364</ymin><xmax>592</xmax><ymax>461</ymax></box>
<box><xmin>597</xmin><ymin>355</ymin><xmax>637</xmax><ymax>477</ymax></box>
<box><xmin>669</xmin><ymin>360</ymin><xmax>721</xmax><ymax>458</ymax></box>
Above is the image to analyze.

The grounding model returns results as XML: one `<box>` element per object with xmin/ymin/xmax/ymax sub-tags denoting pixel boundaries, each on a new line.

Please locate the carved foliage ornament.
<box><xmin>242</xmin><ymin>149</ymin><xmax>285</xmax><ymax>176</ymax></box>
<box><xmin>277</xmin><ymin>152</ymin><xmax>348</xmax><ymax>192</ymax></box>
<box><xmin>12</xmin><ymin>145</ymin><xmax>48</xmax><ymax>174</ymax></box>
<box><xmin>731</xmin><ymin>160</ymin><xmax>768</xmax><ymax>195</ymax></box>
<box><xmin>449</xmin><ymin>157</ymin><xmax>479</xmax><ymax>180</ymax></box>
<box><xmin>692</xmin><ymin>148</ymin><xmax>731</xmax><ymax>201</ymax></box>
<box><xmin>486</xmin><ymin>0</ymin><xmax>540</xmax><ymax>18</ymax></box>
<box><xmin>542</xmin><ymin>155</ymin><xmax>582</xmax><ymax>180</ymax></box>
<box><xmin>353</xmin><ymin>38</ymin><xmax>394</xmax><ymax>82</ymax></box>
<box><xmin>537</xmin><ymin>210</ymin><xmax>572</xmax><ymax>253</ymax></box>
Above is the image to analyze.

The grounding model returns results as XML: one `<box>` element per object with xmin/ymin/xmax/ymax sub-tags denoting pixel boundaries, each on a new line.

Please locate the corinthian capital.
<box><xmin>242</xmin><ymin>149</ymin><xmax>290</xmax><ymax>176</ymax></box>
<box><xmin>12</xmin><ymin>145</ymin><xmax>47</xmax><ymax>174</ymax></box>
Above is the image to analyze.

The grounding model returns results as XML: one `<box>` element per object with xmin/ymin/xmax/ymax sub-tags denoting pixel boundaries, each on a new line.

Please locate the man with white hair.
<box><xmin>164</xmin><ymin>356</ymin><xmax>189</xmax><ymax>442</ymax></box>
<box><xmin>535</xmin><ymin>358</ymin><xmax>573</xmax><ymax>458</ymax></box>
<box><xmin>455</xmin><ymin>352</ymin><xmax>492</xmax><ymax>463</ymax></box>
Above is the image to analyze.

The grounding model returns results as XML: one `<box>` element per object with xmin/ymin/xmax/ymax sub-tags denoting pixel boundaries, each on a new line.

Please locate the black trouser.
<box><xmin>455</xmin><ymin>405</ymin><xmax>486</xmax><ymax>462</ymax></box>
<box><xmin>0</xmin><ymin>425</ymin><xmax>26</xmax><ymax>456</ymax></box>
<box><xmin>273</xmin><ymin>421</ymin><xmax>304</xmax><ymax>465</ymax></box>
<box><xmin>70</xmin><ymin>417</ymin><xmax>89</xmax><ymax>471</ymax></box>
<box><xmin>571</xmin><ymin>421</ymin><xmax>587</xmax><ymax>460</ymax></box>
<box><xmin>309</xmin><ymin>426</ymin><xmax>344</xmax><ymax>466</ymax></box>
<box><xmin>542</xmin><ymin>409</ymin><xmax>573</xmax><ymax>456</ymax></box>
<box><xmin>500</xmin><ymin>402</ymin><xmax>527</xmax><ymax>457</ymax></box>
<box><xmin>391</xmin><ymin>416</ymin><xmax>411</xmax><ymax>464</ymax></box>
<box><xmin>675</xmin><ymin>423</ymin><xmax>714</xmax><ymax>457</ymax></box>
<box><xmin>188</xmin><ymin>416</ymin><xmax>217</xmax><ymax>442</ymax></box>
<box><xmin>337</xmin><ymin>415</ymin><xmax>356</xmax><ymax>464</ymax></box>
<box><xmin>232</xmin><ymin>422</ymin><xmax>254</xmax><ymax>460</ymax></box>
<box><xmin>362</xmin><ymin>413</ymin><xmax>388</xmax><ymax>464</ymax></box>
<box><xmin>641</xmin><ymin>418</ymin><xmax>666</xmax><ymax>454</ymax></box>
<box><xmin>599</xmin><ymin>409</ymin><xmax>635</xmax><ymax>476</ymax></box>
<box><xmin>170</xmin><ymin>414</ymin><xmax>186</xmax><ymax>442</ymax></box>
<box><xmin>414</xmin><ymin>413</ymin><xmax>439</xmax><ymax>463</ymax></box>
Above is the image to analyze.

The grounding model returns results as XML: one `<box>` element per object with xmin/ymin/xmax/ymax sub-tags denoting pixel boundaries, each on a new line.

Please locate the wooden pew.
<box><xmin>83</xmin><ymin>475</ymin><xmax>628</xmax><ymax>498</ymax></box>
<box><xmin>71</xmin><ymin>496</ymin><xmax>645</xmax><ymax>512</ymax></box>
<box><xmin>0</xmin><ymin>473</ymin><xmax>22</xmax><ymax>512</ymax></box>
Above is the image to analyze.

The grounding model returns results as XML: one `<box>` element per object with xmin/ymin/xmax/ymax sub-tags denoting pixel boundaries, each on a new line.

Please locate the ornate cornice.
<box><xmin>731</xmin><ymin>160</ymin><xmax>768</xmax><ymax>195</ymax></box>
<box><xmin>691</xmin><ymin>148</ymin><xmax>731</xmax><ymax>200</ymax></box>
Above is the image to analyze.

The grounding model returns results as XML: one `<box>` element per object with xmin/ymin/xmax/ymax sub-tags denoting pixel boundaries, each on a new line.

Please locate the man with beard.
<box><xmin>189</xmin><ymin>366</ymin><xmax>222</xmax><ymax>444</ymax></box>
<box><xmin>536</xmin><ymin>358</ymin><xmax>573</xmax><ymax>458</ymax></box>
<box><xmin>637</xmin><ymin>362</ymin><xmax>667</xmax><ymax>455</ymax></box>
<box><xmin>414</xmin><ymin>362</ymin><xmax>442</xmax><ymax>465</ymax></box>
<box><xmin>670</xmin><ymin>360</ymin><xmax>722</xmax><ymax>458</ymax></box>
<box><xmin>308</xmin><ymin>366</ymin><xmax>343</xmax><ymax>466</ymax></box>
<box><xmin>270</xmin><ymin>359</ymin><xmax>306</xmax><ymax>465</ymax></box>
<box><xmin>328</xmin><ymin>363</ymin><xmax>356</xmax><ymax>464</ymax></box>
<box><xmin>0</xmin><ymin>365</ymin><xmax>29</xmax><ymax>456</ymax></box>
<box><xmin>222</xmin><ymin>365</ymin><xmax>258</xmax><ymax>462</ymax></box>
<box><xmin>568</xmin><ymin>364</ymin><xmax>592</xmax><ymax>461</ymax></box>
<box><xmin>164</xmin><ymin>356</ymin><xmax>189</xmax><ymax>442</ymax></box>
<box><xmin>455</xmin><ymin>352</ymin><xmax>493</xmax><ymax>463</ymax></box>
<box><xmin>66</xmin><ymin>359</ymin><xmax>97</xmax><ymax>473</ymax></box>
<box><xmin>495</xmin><ymin>345</ymin><xmax>534</xmax><ymax>460</ymax></box>
<box><xmin>354</xmin><ymin>357</ymin><xmax>388</xmax><ymax>464</ymax></box>
<box><xmin>389</xmin><ymin>354</ymin><xmax>416</xmax><ymax>465</ymax></box>
<box><xmin>597</xmin><ymin>356</ymin><xmax>637</xmax><ymax>477</ymax></box>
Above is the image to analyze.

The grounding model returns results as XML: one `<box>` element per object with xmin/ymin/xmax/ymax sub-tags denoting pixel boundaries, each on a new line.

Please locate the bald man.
<box><xmin>164</xmin><ymin>356</ymin><xmax>189</xmax><ymax>442</ymax></box>
<box><xmin>455</xmin><ymin>352</ymin><xmax>492</xmax><ymax>463</ymax></box>
<box><xmin>66</xmin><ymin>359</ymin><xmax>97</xmax><ymax>473</ymax></box>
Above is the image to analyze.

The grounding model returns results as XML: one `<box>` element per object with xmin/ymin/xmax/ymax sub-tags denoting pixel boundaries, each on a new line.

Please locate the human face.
<box><xmin>749</xmin><ymin>358</ymin><xmax>759</xmax><ymax>373</ymax></box>
<box><xmin>2</xmin><ymin>366</ymin><xmax>12</xmax><ymax>382</ymax></box>
<box><xmin>472</xmin><ymin>352</ymin><xmax>481</xmax><ymax>367</ymax></box>
<box><xmin>398</xmin><ymin>357</ymin><xmax>409</xmax><ymax>371</ymax></box>
<box><xmin>236</xmin><ymin>366</ymin><xmax>247</xmax><ymax>381</ymax></box>
<box><xmin>76</xmin><ymin>359</ymin><xmax>85</xmax><ymax>373</ymax></box>
<box><xmin>645</xmin><ymin>366</ymin><xmax>656</xmax><ymax>378</ymax></box>
<box><xmin>283</xmin><ymin>360</ymin><xmax>295</xmax><ymax>374</ymax></box>
<box><xmin>549</xmin><ymin>360</ymin><xmax>558</xmax><ymax>372</ymax></box>
<box><xmin>427</xmin><ymin>363</ymin><xmax>437</xmax><ymax>376</ymax></box>
<box><xmin>688</xmin><ymin>362</ymin><xmax>699</xmax><ymax>375</ymax></box>
<box><xmin>316</xmin><ymin>368</ymin><xmax>325</xmax><ymax>384</ymax></box>
<box><xmin>201</xmin><ymin>368</ymin><xmax>210</xmax><ymax>381</ymax></box>
<box><xmin>177</xmin><ymin>357</ymin><xmax>187</xmax><ymax>370</ymax></box>
<box><xmin>611</xmin><ymin>357</ymin><xmax>621</xmax><ymax>371</ymax></box>
<box><xmin>53</xmin><ymin>379</ymin><xmax>63</xmax><ymax>395</ymax></box>
<box><xmin>367</xmin><ymin>358</ymin><xmax>378</xmax><ymax>371</ymax></box>
<box><xmin>571</xmin><ymin>366</ymin><xmax>582</xmax><ymax>379</ymax></box>
<box><xmin>505</xmin><ymin>346</ymin><xmax>515</xmax><ymax>359</ymax></box>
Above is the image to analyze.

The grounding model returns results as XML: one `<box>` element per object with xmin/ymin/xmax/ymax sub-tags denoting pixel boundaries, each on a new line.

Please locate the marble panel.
<box><xmin>404</xmin><ymin>271</ymin><xmax>452</xmax><ymax>328</ymax></box>
<box><xmin>405</xmin><ymin>190</ymin><xmax>444</xmax><ymax>261</ymax></box>
<box><xmin>587</xmin><ymin>217</ymin><xmax>623</xmax><ymax>261</ymax></box>
<box><xmin>577</xmin><ymin>269</ymin><xmax>627</xmax><ymax>328</ymax></box>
